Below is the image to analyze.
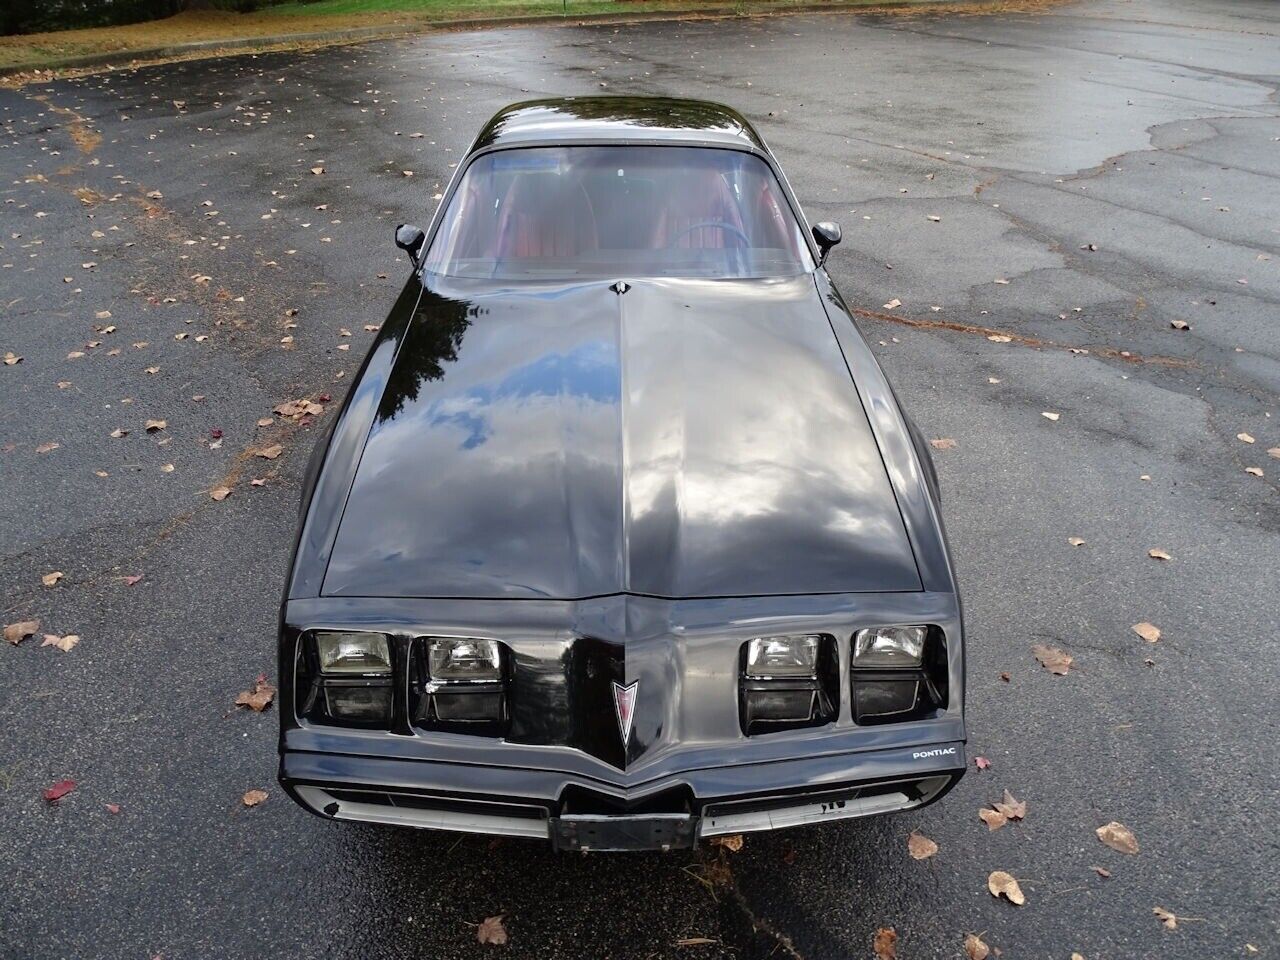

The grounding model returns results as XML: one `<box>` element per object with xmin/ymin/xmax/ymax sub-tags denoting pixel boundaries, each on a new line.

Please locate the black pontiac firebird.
<box><xmin>278</xmin><ymin>97</ymin><xmax>965</xmax><ymax>851</ymax></box>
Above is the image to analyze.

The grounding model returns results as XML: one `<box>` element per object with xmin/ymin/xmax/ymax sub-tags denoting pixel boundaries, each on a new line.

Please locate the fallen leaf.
<box><xmin>42</xmin><ymin>633</ymin><xmax>80</xmax><ymax>652</ymax></box>
<box><xmin>236</xmin><ymin>674</ymin><xmax>277</xmax><ymax>712</ymax></box>
<box><xmin>144</xmin><ymin>419</ymin><xmax>166</xmax><ymax>432</ymax></box>
<box><xmin>310</xmin><ymin>166</ymin><xmax>324</xmax><ymax>175</ymax></box>
<box><xmin>987</xmin><ymin>871</ymin><xmax>1025</xmax><ymax>905</ymax></box>
<box><xmin>255</xmin><ymin>444</ymin><xmax>283</xmax><ymax>460</ymax></box>
<box><xmin>477</xmin><ymin>915</ymin><xmax>508</xmax><ymax>946</ymax></box>
<box><xmin>1032</xmin><ymin>644</ymin><xmax>1073</xmax><ymax>675</ymax></box>
<box><xmin>1041</xmin><ymin>411</ymin><xmax>1060</xmax><ymax>422</ymax></box>
<box><xmin>979</xmin><ymin>808</ymin><xmax>1007</xmax><ymax>831</ymax></box>
<box><xmin>974</xmin><ymin>756</ymin><xmax>992</xmax><ymax>771</ymax></box>
<box><xmin>1268</xmin><ymin>447</ymin><xmax>1279</xmax><ymax>460</ymax></box>
<box><xmin>1096</xmin><ymin>821</ymin><xmax>1139</xmax><ymax>854</ymax></box>
<box><xmin>1170</xmin><ymin>320</ymin><xmax>1190</xmax><ymax>331</ymax></box>
<box><xmin>930</xmin><ymin>438</ymin><xmax>957</xmax><ymax>450</ymax></box>
<box><xmin>883</xmin><ymin>298</ymin><xmax>902</xmax><ymax>310</ymax></box>
<box><xmin>993</xmin><ymin>789</ymin><xmax>1026</xmax><ymax>821</ymax></box>
<box><xmin>43</xmin><ymin>779</ymin><xmax>77</xmax><ymax>802</ymax></box>
<box><xmin>873</xmin><ymin>927</ymin><xmax>897</xmax><ymax>960</ymax></box>
<box><xmin>210</xmin><ymin>487</ymin><xmax>231</xmax><ymax>501</ymax></box>
<box><xmin>710</xmin><ymin>834</ymin><xmax>744</xmax><ymax>852</ymax></box>
<box><xmin>987</xmin><ymin>334</ymin><xmax>1012</xmax><ymax>343</ymax></box>
<box><xmin>160</xmin><ymin>464</ymin><xmax>174</xmax><ymax>473</ymax></box>
<box><xmin>4</xmin><ymin>619</ymin><xmax>40</xmax><ymax>645</ymax></box>
<box><xmin>964</xmin><ymin>933</ymin><xmax>991</xmax><ymax>960</ymax></box>
<box><xmin>675</xmin><ymin>938</ymin><xmax>718</xmax><ymax>947</ymax></box>
<box><xmin>1147</xmin><ymin>548</ymin><xmax>1172</xmax><ymax>561</ymax></box>
<box><xmin>907</xmin><ymin>830</ymin><xmax>938</xmax><ymax>860</ymax></box>
<box><xmin>105</xmin><ymin>803</ymin><xmax>121</xmax><ymax>815</ymax></box>
<box><xmin>242</xmin><ymin>789</ymin><xmax>268</xmax><ymax>807</ymax></box>
<box><xmin>1236</xmin><ymin>432</ymin><xmax>1255</xmax><ymax>444</ymax></box>
<box><xmin>1093</xmin><ymin>866</ymin><xmax>1111</xmax><ymax>878</ymax></box>
<box><xmin>1068</xmin><ymin>536</ymin><xmax>1086</xmax><ymax>546</ymax></box>
<box><xmin>1245</xmin><ymin>467</ymin><xmax>1263</xmax><ymax>477</ymax></box>
<box><xmin>998</xmin><ymin>671</ymin><xmax>1010</xmax><ymax>682</ymax></box>
<box><xmin>1153</xmin><ymin>906</ymin><xmax>1177</xmax><ymax>930</ymax></box>
<box><xmin>3</xmin><ymin>351</ymin><xmax>21</xmax><ymax>365</ymax></box>
<box><xmin>1132</xmin><ymin>622</ymin><xmax>1161</xmax><ymax>643</ymax></box>
<box><xmin>35</xmin><ymin>442</ymin><xmax>60</xmax><ymax>454</ymax></box>
<box><xmin>257</xmin><ymin>417</ymin><xmax>274</xmax><ymax>427</ymax></box>
<box><xmin>42</xmin><ymin>571</ymin><xmax>64</xmax><ymax>587</ymax></box>
<box><xmin>122</xmin><ymin>574</ymin><xmax>144</xmax><ymax>586</ymax></box>
<box><xmin>109</xmin><ymin>428</ymin><xmax>128</xmax><ymax>439</ymax></box>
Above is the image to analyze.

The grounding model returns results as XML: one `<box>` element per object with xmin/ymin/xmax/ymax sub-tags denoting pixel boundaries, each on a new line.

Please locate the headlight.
<box><xmin>316</xmin><ymin>631</ymin><xmax>391</xmax><ymax>675</ymax></box>
<box><xmin>853</xmin><ymin>626</ymin><xmax>926</xmax><ymax>668</ymax></box>
<box><xmin>428</xmin><ymin>637</ymin><xmax>502</xmax><ymax>682</ymax></box>
<box><xmin>745</xmin><ymin>635</ymin><xmax>821</xmax><ymax>679</ymax></box>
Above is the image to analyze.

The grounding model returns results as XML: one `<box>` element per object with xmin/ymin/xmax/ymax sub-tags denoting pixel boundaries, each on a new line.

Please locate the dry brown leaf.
<box><xmin>1093</xmin><ymin>866</ymin><xmax>1111</xmax><ymax>878</ymax></box>
<box><xmin>3</xmin><ymin>351</ymin><xmax>21</xmax><ymax>365</ymax></box>
<box><xmin>1147</xmin><ymin>548</ymin><xmax>1172</xmax><ymax>561</ymax></box>
<box><xmin>1041</xmin><ymin>411</ymin><xmax>1061</xmax><ymax>422</ymax></box>
<box><xmin>1169</xmin><ymin>320</ymin><xmax>1190</xmax><ymax>330</ymax></box>
<box><xmin>161</xmin><ymin>463</ymin><xmax>175</xmax><ymax>473</ymax></box>
<box><xmin>1096</xmin><ymin>821</ymin><xmax>1138</xmax><ymax>854</ymax></box>
<box><xmin>4</xmin><ymin>619</ymin><xmax>40</xmax><ymax>645</ymax></box>
<box><xmin>42</xmin><ymin>571</ymin><xmax>64</xmax><ymax>587</ymax></box>
<box><xmin>1236</xmin><ymin>432</ymin><xmax>1255</xmax><ymax>444</ymax></box>
<box><xmin>236</xmin><ymin>675</ymin><xmax>277</xmax><ymax>712</ymax></box>
<box><xmin>1153</xmin><ymin>907</ymin><xmax>1177</xmax><ymax>930</ymax></box>
<box><xmin>883</xmin><ymin>298</ymin><xmax>901</xmax><ymax>310</ymax></box>
<box><xmin>1268</xmin><ymin>447</ymin><xmax>1280</xmax><ymax>460</ymax></box>
<box><xmin>987</xmin><ymin>870</ymin><xmax>1025</xmax><ymax>905</ymax></box>
<box><xmin>145</xmin><ymin>419</ymin><xmax>166</xmax><ymax>433</ymax></box>
<box><xmin>873</xmin><ymin>927</ymin><xmax>897</xmax><ymax>960</ymax></box>
<box><xmin>1067</xmin><ymin>536</ymin><xmax>1086</xmax><ymax>546</ymax></box>
<box><xmin>109</xmin><ymin>428</ymin><xmax>128</xmax><ymax>439</ymax></box>
<box><xmin>710</xmin><ymin>834</ymin><xmax>744</xmax><ymax>852</ymax></box>
<box><xmin>477</xmin><ymin>915</ymin><xmax>508</xmax><ymax>946</ymax></box>
<box><xmin>987</xmin><ymin>334</ymin><xmax>1012</xmax><ymax>343</ymax></box>
<box><xmin>257</xmin><ymin>417</ymin><xmax>273</xmax><ymax>427</ymax></box>
<box><xmin>979</xmin><ymin>808</ymin><xmax>1007</xmax><ymax>831</ymax></box>
<box><xmin>255</xmin><ymin>444</ymin><xmax>283</xmax><ymax>460</ymax></box>
<box><xmin>1245</xmin><ymin>467</ymin><xmax>1263</xmax><ymax>477</ymax></box>
<box><xmin>907</xmin><ymin>830</ymin><xmax>938</xmax><ymax>860</ymax></box>
<box><xmin>993</xmin><ymin>789</ymin><xmax>1027</xmax><ymax>821</ymax></box>
<box><xmin>1132</xmin><ymin>622</ymin><xmax>1161</xmax><ymax>643</ymax></box>
<box><xmin>964</xmin><ymin>933</ymin><xmax>991</xmax><ymax>960</ymax></box>
<box><xmin>210</xmin><ymin>486</ymin><xmax>231</xmax><ymax>502</ymax></box>
<box><xmin>242</xmin><ymin>789</ymin><xmax>268</xmax><ymax>807</ymax></box>
<box><xmin>41</xmin><ymin>633</ymin><xmax>80</xmax><ymax>652</ymax></box>
<box><xmin>1032</xmin><ymin>644</ymin><xmax>1073</xmax><ymax>675</ymax></box>
<box><xmin>35</xmin><ymin>442</ymin><xmax>60</xmax><ymax>454</ymax></box>
<box><xmin>930</xmin><ymin>438</ymin><xmax>957</xmax><ymax>450</ymax></box>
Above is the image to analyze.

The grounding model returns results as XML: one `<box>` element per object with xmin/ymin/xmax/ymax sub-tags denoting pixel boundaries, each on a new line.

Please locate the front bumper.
<box><xmin>280</xmin><ymin>739</ymin><xmax>965</xmax><ymax>851</ymax></box>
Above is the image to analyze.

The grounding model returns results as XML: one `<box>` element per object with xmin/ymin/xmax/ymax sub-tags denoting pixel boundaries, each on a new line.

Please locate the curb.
<box><xmin>3</xmin><ymin>0</ymin><xmax>996</xmax><ymax>76</ymax></box>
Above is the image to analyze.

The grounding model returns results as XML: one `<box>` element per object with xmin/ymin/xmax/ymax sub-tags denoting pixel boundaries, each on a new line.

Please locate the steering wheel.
<box><xmin>665</xmin><ymin>221</ymin><xmax>751</xmax><ymax>249</ymax></box>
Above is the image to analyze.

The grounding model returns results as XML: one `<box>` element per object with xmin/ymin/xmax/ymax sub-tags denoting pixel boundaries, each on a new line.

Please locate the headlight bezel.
<box><xmin>315</xmin><ymin>629</ymin><xmax>393</xmax><ymax>676</ymax></box>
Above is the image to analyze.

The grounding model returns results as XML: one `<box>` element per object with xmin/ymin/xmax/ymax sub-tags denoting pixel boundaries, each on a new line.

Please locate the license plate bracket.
<box><xmin>551</xmin><ymin>813</ymin><xmax>696</xmax><ymax>852</ymax></box>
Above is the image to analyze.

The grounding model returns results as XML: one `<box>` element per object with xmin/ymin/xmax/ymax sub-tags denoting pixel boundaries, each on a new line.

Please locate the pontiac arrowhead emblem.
<box><xmin>612</xmin><ymin>680</ymin><xmax>638</xmax><ymax>745</ymax></box>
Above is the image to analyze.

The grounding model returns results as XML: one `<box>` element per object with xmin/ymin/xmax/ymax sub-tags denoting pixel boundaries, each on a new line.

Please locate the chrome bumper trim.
<box><xmin>698</xmin><ymin>775</ymin><xmax>951</xmax><ymax>838</ymax></box>
<box><xmin>293</xmin><ymin>785</ymin><xmax>551</xmax><ymax>839</ymax></box>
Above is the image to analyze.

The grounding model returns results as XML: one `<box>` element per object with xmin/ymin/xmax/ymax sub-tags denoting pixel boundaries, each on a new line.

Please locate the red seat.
<box><xmin>495</xmin><ymin>175</ymin><xmax>598</xmax><ymax>260</ymax></box>
<box><xmin>651</xmin><ymin>171</ymin><xmax>744</xmax><ymax>250</ymax></box>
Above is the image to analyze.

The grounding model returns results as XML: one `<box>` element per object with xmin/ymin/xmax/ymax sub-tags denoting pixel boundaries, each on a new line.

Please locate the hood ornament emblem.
<box><xmin>612</xmin><ymin>680</ymin><xmax>638</xmax><ymax>745</ymax></box>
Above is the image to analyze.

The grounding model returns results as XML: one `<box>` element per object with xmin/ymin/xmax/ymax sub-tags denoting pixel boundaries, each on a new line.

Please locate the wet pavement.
<box><xmin>1</xmin><ymin>0</ymin><xmax>1277</xmax><ymax>956</ymax></box>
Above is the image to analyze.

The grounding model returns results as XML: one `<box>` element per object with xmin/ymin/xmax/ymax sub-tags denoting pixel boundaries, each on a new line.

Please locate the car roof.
<box><xmin>471</xmin><ymin>97</ymin><xmax>768</xmax><ymax>153</ymax></box>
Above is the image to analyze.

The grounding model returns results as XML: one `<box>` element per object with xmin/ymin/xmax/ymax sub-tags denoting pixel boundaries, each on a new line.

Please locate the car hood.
<box><xmin>321</xmin><ymin>274</ymin><xmax>921</xmax><ymax>599</ymax></box>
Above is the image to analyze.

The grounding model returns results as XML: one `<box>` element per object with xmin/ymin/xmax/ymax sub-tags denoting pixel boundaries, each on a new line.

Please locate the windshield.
<box><xmin>421</xmin><ymin>145</ymin><xmax>814</xmax><ymax>281</ymax></box>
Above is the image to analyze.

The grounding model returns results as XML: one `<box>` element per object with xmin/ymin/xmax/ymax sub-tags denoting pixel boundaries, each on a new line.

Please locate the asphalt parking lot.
<box><xmin>2</xmin><ymin>0</ymin><xmax>1277</xmax><ymax>956</ymax></box>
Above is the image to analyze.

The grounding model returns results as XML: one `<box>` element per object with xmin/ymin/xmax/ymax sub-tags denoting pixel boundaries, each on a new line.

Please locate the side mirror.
<box><xmin>812</xmin><ymin>221</ymin><xmax>841</xmax><ymax>265</ymax></box>
<box><xmin>395</xmin><ymin>223</ymin><xmax>426</xmax><ymax>267</ymax></box>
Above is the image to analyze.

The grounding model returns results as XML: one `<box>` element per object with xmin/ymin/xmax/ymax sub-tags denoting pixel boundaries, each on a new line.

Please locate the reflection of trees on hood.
<box><xmin>476</xmin><ymin>97</ymin><xmax>746</xmax><ymax>148</ymax></box>
<box><xmin>377</xmin><ymin>288</ymin><xmax>473</xmax><ymax>422</ymax></box>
